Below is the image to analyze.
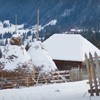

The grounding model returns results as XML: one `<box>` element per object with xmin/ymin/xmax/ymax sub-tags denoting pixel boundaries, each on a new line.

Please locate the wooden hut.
<box><xmin>43</xmin><ymin>34</ymin><xmax>100</xmax><ymax>70</ymax></box>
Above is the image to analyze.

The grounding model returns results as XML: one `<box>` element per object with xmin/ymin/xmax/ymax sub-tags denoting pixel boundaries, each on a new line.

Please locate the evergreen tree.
<box><xmin>27</xmin><ymin>31</ymin><xmax>31</xmax><ymax>37</ymax></box>
<box><xmin>22</xmin><ymin>33</ymin><xmax>25</xmax><ymax>44</ymax></box>
<box><xmin>32</xmin><ymin>33</ymin><xmax>35</xmax><ymax>41</ymax></box>
<box><xmin>5</xmin><ymin>38</ymin><xmax>8</xmax><ymax>45</ymax></box>
<box><xmin>3</xmin><ymin>32</ymin><xmax>12</xmax><ymax>38</ymax></box>
<box><xmin>0</xmin><ymin>49</ymin><xmax>2</xmax><ymax>58</ymax></box>
<box><xmin>25</xmin><ymin>42</ymin><xmax>30</xmax><ymax>51</ymax></box>
<box><xmin>0</xmin><ymin>34</ymin><xmax>2</xmax><ymax>39</ymax></box>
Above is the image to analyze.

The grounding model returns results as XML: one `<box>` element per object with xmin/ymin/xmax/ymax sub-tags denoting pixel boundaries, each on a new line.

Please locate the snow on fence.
<box><xmin>85</xmin><ymin>52</ymin><xmax>100</xmax><ymax>96</ymax></box>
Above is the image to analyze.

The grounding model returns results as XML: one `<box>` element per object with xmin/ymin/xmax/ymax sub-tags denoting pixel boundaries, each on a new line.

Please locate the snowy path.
<box><xmin>0</xmin><ymin>80</ymin><xmax>100</xmax><ymax>100</ymax></box>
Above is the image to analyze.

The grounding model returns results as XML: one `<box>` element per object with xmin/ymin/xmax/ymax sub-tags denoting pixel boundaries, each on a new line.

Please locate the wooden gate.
<box><xmin>85</xmin><ymin>52</ymin><xmax>100</xmax><ymax>96</ymax></box>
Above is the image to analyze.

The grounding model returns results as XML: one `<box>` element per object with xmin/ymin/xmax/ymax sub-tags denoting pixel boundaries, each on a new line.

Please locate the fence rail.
<box><xmin>0</xmin><ymin>70</ymin><xmax>70</xmax><ymax>89</ymax></box>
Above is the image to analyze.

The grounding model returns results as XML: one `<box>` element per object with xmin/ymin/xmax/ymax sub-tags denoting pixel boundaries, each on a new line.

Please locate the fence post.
<box><xmin>94</xmin><ymin>52</ymin><xmax>100</xmax><ymax>86</ymax></box>
<box><xmin>26</xmin><ymin>77</ymin><xmax>29</xmax><ymax>87</ymax></box>
<box><xmin>85</xmin><ymin>53</ymin><xmax>94</xmax><ymax>96</ymax></box>
<box><xmin>89</xmin><ymin>52</ymin><xmax>99</xmax><ymax>96</ymax></box>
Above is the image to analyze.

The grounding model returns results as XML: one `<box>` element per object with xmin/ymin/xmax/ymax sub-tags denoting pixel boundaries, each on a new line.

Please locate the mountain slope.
<box><xmin>0</xmin><ymin>0</ymin><xmax>100</xmax><ymax>31</ymax></box>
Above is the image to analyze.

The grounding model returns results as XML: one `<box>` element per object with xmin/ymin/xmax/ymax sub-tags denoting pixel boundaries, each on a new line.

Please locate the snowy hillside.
<box><xmin>0</xmin><ymin>0</ymin><xmax>100</xmax><ymax>30</ymax></box>
<box><xmin>28</xmin><ymin>40</ymin><xmax>57</xmax><ymax>73</ymax></box>
<box><xmin>0</xmin><ymin>20</ymin><xmax>57</xmax><ymax>34</ymax></box>
<box><xmin>0</xmin><ymin>80</ymin><xmax>99</xmax><ymax>100</ymax></box>
<box><xmin>0</xmin><ymin>20</ymin><xmax>29</xmax><ymax>34</ymax></box>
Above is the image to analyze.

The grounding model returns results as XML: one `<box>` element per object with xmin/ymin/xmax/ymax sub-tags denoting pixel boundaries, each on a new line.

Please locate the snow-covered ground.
<box><xmin>0</xmin><ymin>80</ymin><xmax>99</xmax><ymax>100</ymax></box>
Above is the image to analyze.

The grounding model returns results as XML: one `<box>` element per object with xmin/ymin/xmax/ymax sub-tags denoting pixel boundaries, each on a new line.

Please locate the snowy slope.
<box><xmin>0</xmin><ymin>44</ymin><xmax>33</xmax><ymax>70</ymax></box>
<box><xmin>43</xmin><ymin>34</ymin><xmax>100</xmax><ymax>61</ymax></box>
<box><xmin>0</xmin><ymin>20</ymin><xmax>29</xmax><ymax>34</ymax></box>
<box><xmin>0</xmin><ymin>80</ymin><xmax>99</xmax><ymax>100</ymax></box>
<box><xmin>28</xmin><ymin>40</ymin><xmax>57</xmax><ymax>73</ymax></box>
<box><xmin>0</xmin><ymin>20</ymin><xmax>57</xmax><ymax>35</ymax></box>
<box><xmin>43</xmin><ymin>19</ymin><xmax>57</xmax><ymax>28</ymax></box>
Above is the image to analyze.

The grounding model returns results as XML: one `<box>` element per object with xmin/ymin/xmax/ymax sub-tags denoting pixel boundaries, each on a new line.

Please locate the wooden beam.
<box><xmin>88</xmin><ymin>89</ymin><xmax>100</xmax><ymax>93</ymax></box>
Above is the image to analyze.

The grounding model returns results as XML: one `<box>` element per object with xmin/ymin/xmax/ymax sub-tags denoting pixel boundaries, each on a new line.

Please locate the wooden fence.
<box><xmin>0</xmin><ymin>70</ymin><xmax>70</xmax><ymax>89</ymax></box>
<box><xmin>50</xmin><ymin>70</ymin><xmax>70</xmax><ymax>83</ymax></box>
<box><xmin>85</xmin><ymin>52</ymin><xmax>100</xmax><ymax>96</ymax></box>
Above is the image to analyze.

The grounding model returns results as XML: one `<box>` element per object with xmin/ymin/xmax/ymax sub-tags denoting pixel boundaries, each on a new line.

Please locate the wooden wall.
<box><xmin>54</xmin><ymin>60</ymin><xmax>82</xmax><ymax>70</ymax></box>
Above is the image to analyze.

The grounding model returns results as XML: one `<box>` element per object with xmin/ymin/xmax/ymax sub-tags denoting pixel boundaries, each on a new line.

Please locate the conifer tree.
<box><xmin>25</xmin><ymin>42</ymin><xmax>30</xmax><ymax>51</ymax></box>
<box><xmin>5</xmin><ymin>38</ymin><xmax>8</xmax><ymax>45</ymax></box>
<box><xmin>0</xmin><ymin>49</ymin><xmax>2</xmax><ymax>58</ymax></box>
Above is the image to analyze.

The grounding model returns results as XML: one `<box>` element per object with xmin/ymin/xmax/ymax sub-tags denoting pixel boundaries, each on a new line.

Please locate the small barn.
<box><xmin>43</xmin><ymin>34</ymin><xmax>100</xmax><ymax>70</ymax></box>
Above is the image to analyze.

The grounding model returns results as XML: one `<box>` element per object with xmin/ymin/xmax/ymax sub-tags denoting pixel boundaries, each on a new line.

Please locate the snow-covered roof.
<box><xmin>43</xmin><ymin>34</ymin><xmax>100</xmax><ymax>61</ymax></box>
<box><xmin>28</xmin><ymin>41</ymin><xmax>57</xmax><ymax>73</ymax></box>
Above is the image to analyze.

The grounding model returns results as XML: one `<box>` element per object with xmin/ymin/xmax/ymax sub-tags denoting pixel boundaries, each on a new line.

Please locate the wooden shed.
<box><xmin>43</xmin><ymin>34</ymin><xmax>100</xmax><ymax>70</ymax></box>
